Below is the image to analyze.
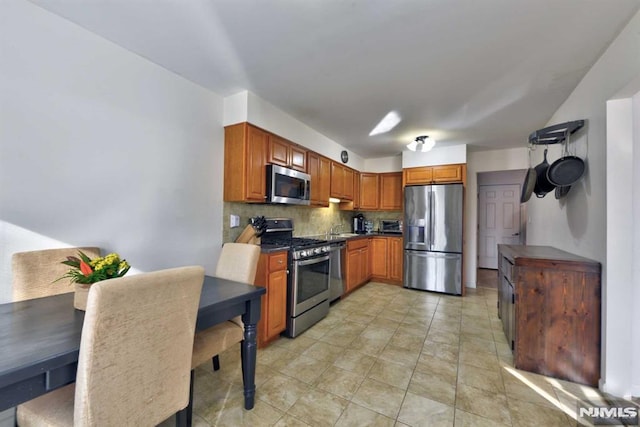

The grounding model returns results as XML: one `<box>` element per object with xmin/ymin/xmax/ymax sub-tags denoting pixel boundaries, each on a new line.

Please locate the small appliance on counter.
<box><xmin>380</xmin><ymin>219</ymin><xmax>403</xmax><ymax>234</ymax></box>
<box><xmin>364</xmin><ymin>220</ymin><xmax>374</xmax><ymax>234</ymax></box>
<box><xmin>353</xmin><ymin>214</ymin><xmax>366</xmax><ymax>234</ymax></box>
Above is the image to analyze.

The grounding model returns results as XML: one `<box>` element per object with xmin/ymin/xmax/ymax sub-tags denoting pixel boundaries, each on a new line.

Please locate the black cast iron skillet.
<box><xmin>520</xmin><ymin>168</ymin><xmax>536</xmax><ymax>203</ymax></box>
<box><xmin>546</xmin><ymin>132</ymin><xmax>585</xmax><ymax>187</ymax></box>
<box><xmin>533</xmin><ymin>148</ymin><xmax>556</xmax><ymax>198</ymax></box>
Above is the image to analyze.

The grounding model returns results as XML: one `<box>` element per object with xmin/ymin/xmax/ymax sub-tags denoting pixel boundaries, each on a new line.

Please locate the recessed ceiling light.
<box><xmin>369</xmin><ymin>111</ymin><xmax>401</xmax><ymax>136</ymax></box>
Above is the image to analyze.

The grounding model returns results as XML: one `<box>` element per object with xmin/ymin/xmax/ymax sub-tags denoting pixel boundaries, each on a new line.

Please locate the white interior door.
<box><xmin>478</xmin><ymin>184</ymin><xmax>521</xmax><ymax>269</ymax></box>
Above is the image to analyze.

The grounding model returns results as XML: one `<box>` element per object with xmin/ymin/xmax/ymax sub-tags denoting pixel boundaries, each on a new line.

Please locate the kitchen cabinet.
<box><xmin>379</xmin><ymin>172</ymin><xmax>403</xmax><ymax>210</ymax></box>
<box><xmin>255</xmin><ymin>250</ymin><xmax>288</xmax><ymax>347</ymax></box>
<box><xmin>224</xmin><ymin>123</ymin><xmax>268</xmax><ymax>202</ymax></box>
<box><xmin>359</xmin><ymin>173</ymin><xmax>379</xmax><ymax>210</ymax></box>
<box><xmin>370</xmin><ymin>237</ymin><xmax>388</xmax><ymax>278</ymax></box>
<box><xmin>497</xmin><ymin>244</ymin><xmax>601</xmax><ymax>386</ymax></box>
<box><xmin>330</xmin><ymin>162</ymin><xmax>354</xmax><ymax>201</ymax></box>
<box><xmin>268</xmin><ymin>135</ymin><xmax>307</xmax><ymax>172</ymax></box>
<box><xmin>403</xmin><ymin>164</ymin><xmax>466</xmax><ymax>186</ymax></box>
<box><xmin>345</xmin><ymin>238</ymin><xmax>371</xmax><ymax>292</ymax></box>
<box><xmin>370</xmin><ymin>236</ymin><xmax>403</xmax><ymax>285</ymax></box>
<box><xmin>307</xmin><ymin>152</ymin><xmax>331</xmax><ymax>207</ymax></box>
<box><xmin>388</xmin><ymin>236</ymin><xmax>404</xmax><ymax>283</ymax></box>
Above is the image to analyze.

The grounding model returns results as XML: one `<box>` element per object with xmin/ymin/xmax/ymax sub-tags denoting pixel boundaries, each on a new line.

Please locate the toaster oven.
<box><xmin>380</xmin><ymin>219</ymin><xmax>403</xmax><ymax>234</ymax></box>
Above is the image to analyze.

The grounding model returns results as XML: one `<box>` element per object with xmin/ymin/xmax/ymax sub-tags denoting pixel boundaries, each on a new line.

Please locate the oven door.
<box><xmin>290</xmin><ymin>254</ymin><xmax>330</xmax><ymax>316</ymax></box>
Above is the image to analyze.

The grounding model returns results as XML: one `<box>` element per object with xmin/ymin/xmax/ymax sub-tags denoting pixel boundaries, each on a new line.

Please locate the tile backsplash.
<box><xmin>223</xmin><ymin>202</ymin><xmax>402</xmax><ymax>242</ymax></box>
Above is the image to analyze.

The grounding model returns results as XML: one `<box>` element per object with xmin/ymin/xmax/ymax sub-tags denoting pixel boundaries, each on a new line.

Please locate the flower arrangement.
<box><xmin>57</xmin><ymin>250</ymin><xmax>130</xmax><ymax>285</ymax></box>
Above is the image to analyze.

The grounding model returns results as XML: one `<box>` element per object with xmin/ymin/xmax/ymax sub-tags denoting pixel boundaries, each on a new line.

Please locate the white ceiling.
<box><xmin>29</xmin><ymin>0</ymin><xmax>640</xmax><ymax>158</ymax></box>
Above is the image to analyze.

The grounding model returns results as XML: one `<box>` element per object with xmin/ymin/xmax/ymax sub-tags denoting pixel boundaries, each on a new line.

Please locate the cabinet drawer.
<box><xmin>347</xmin><ymin>238</ymin><xmax>369</xmax><ymax>251</ymax></box>
<box><xmin>501</xmin><ymin>256</ymin><xmax>514</xmax><ymax>282</ymax></box>
<box><xmin>269</xmin><ymin>252</ymin><xmax>288</xmax><ymax>271</ymax></box>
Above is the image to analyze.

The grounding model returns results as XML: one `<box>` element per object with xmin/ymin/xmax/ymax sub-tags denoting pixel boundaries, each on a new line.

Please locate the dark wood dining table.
<box><xmin>0</xmin><ymin>275</ymin><xmax>266</xmax><ymax>414</ymax></box>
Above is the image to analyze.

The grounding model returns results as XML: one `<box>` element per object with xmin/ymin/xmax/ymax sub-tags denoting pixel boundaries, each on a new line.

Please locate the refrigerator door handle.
<box><xmin>429</xmin><ymin>191</ymin><xmax>434</xmax><ymax>249</ymax></box>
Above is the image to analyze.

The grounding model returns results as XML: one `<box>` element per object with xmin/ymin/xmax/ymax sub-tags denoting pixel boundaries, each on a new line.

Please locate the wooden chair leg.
<box><xmin>212</xmin><ymin>354</ymin><xmax>220</xmax><ymax>371</ymax></box>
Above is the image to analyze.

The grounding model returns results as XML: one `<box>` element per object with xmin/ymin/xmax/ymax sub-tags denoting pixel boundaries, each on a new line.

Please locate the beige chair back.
<box><xmin>215</xmin><ymin>243</ymin><xmax>261</xmax><ymax>284</ymax></box>
<box><xmin>74</xmin><ymin>266</ymin><xmax>204</xmax><ymax>426</ymax></box>
<box><xmin>12</xmin><ymin>247</ymin><xmax>102</xmax><ymax>302</ymax></box>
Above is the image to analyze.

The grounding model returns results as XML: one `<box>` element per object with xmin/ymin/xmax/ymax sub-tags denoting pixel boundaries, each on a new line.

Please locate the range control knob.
<box><xmin>314</xmin><ymin>248</ymin><xmax>321</xmax><ymax>255</ymax></box>
<box><xmin>321</xmin><ymin>246</ymin><xmax>328</xmax><ymax>253</ymax></box>
<box><xmin>299</xmin><ymin>250</ymin><xmax>307</xmax><ymax>258</ymax></box>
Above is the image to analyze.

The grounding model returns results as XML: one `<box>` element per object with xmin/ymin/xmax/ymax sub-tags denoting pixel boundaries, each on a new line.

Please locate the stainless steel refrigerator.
<box><xmin>404</xmin><ymin>183</ymin><xmax>463</xmax><ymax>295</ymax></box>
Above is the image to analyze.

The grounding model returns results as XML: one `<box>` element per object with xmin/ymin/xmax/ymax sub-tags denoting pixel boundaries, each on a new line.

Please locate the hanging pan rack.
<box><xmin>528</xmin><ymin>120</ymin><xmax>584</xmax><ymax>145</ymax></box>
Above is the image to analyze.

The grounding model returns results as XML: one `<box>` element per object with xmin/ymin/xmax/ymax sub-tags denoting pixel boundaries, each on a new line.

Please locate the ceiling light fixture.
<box><xmin>407</xmin><ymin>135</ymin><xmax>436</xmax><ymax>152</ymax></box>
<box><xmin>369</xmin><ymin>111</ymin><xmax>401</xmax><ymax>136</ymax></box>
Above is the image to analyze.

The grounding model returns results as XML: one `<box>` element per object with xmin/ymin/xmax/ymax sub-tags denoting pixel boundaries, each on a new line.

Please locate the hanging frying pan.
<box><xmin>547</xmin><ymin>131</ymin><xmax>585</xmax><ymax>187</ymax></box>
<box><xmin>520</xmin><ymin>146</ymin><xmax>536</xmax><ymax>203</ymax></box>
<box><xmin>533</xmin><ymin>148</ymin><xmax>556</xmax><ymax>198</ymax></box>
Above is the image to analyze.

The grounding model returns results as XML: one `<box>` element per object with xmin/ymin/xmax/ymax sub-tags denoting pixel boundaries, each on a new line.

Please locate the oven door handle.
<box><xmin>294</xmin><ymin>254</ymin><xmax>330</xmax><ymax>266</ymax></box>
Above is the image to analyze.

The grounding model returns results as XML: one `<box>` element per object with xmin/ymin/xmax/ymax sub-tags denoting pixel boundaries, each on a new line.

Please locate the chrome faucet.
<box><xmin>330</xmin><ymin>223</ymin><xmax>343</xmax><ymax>235</ymax></box>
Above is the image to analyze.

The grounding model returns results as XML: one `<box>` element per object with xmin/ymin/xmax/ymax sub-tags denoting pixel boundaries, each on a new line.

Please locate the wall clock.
<box><xmin>340</xmin><ymin>150</ymin><xmax>349</xmax><ymax>164</ymax></box>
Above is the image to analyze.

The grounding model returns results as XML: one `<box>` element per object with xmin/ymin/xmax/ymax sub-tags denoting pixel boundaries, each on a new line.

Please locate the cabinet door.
<box><xmin>268</xmin><ymin>135</ymin><xmax>290</xmax><ymax>167</ymax></box>
<box><xmin>343</xmin><ymin>167</ymin><xmax>355</xmax><ymax>201</ymax></box>
<box><xmin>360</xmin><ymin>173</ymin><xmax>379</xmax><ymax>210</ymax></box>
<box><xmin>380</xmin><ymin>172</ymin><xmax>403</xmax><ymax>210</ymax></box>
<box><xmin>246</xmin><ymin>125</ymin><xmax>268</xmax><ymax>201</ymax></box>
<box><xmin>353</xmin><ymin>171</ymin><xmax>361</xmax><ymax>210</ymax></box>
<box><xmin>370</xmin><ymin>237</ymin><xmax>388</xmax><ymax>278</ymax></box>
<box><xmin>308</xmin><ymin>152</ymin><xmax>330</xmax><ymax>207</ymax></box>
<box><xmin>403</xmin><ymin>166</ymin><xmax>433</xmax><ymax>186</ymax></box>
<box><xmin>330</xmin><ymin>162</ymin><xmax>345</xmax><ymax>198</ymax></box>
<box><xmin>345</xmin><ymin>249</ymin><xmax>360</xmax><ymax>292</ymax></box>
<box><xmin>290</xmin><ymin>145</ymin><xmax>307</xmax><ymax>172</ymax></box>
<box><xmin>389</xmin><ymin>237</ymin><xmax>403</xmax><ymax>283</ymax></box>
<box><xmin>361</xmin><ymin>246</ymin><xmax>370</xmax><ymax>284</ymax></box>
<box><xmin>432</xmin><ymin>164</ymin><xmax>463</xmax><ymax>183</ymax></box>
<box><xmin>266</xmin><ymin>268</ymin><xmax>288</xmax><ymax>339</ymax></box>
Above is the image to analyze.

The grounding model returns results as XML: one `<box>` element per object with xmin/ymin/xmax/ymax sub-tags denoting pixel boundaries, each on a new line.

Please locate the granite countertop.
<box><xmin>259</xmin><ymin>232</ymin><xmax>403</xmax><ymax>253</ymax></box>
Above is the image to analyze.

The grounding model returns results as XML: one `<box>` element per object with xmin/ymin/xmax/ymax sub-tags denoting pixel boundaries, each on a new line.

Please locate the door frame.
<box><xmin>476</xmin><ymin>170</ymin><xmax>528</xmax><ymax>268</ymax></box>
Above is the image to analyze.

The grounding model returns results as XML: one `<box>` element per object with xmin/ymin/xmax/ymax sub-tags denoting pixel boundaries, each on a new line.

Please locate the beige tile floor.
<box><xmin>173</xmin><ymin>282</ymin><xmax>638</xmax><ymax>427</ymax></box>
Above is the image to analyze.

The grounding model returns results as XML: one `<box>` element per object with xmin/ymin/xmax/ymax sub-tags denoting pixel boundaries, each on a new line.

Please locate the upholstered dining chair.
<box><xmin>190</xmin><ymin>243</ymin><xmax>262</xmax><ymax>372</ymax></box>
<box><xmin>12</xmin><ymin>247</ymin><xmax>101</xmax><ymax>302</ymax></box>
<box><xmin>16</xmin><ymin>266</ymin><xmax>205</xmax><ymax>427</ymax></box>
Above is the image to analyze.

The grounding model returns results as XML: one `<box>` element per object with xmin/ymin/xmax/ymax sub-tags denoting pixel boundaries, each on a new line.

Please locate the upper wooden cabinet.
<box><xmin>403</xmin><ymin>164</ymin><xmax>466</xmax><ymax>186</ymax></box>
<box><xmin>224</xmin><ymin>123</ymin><xmax>268</xmax><ymax>202</ymax></box>
<box><xmin>359</xmin><ymin>173</ymin><xmax>379</xmax><ymax>210</ymax></box>
<box><xmin>330</xmin><ymin>162</ymin><xmax>354</xmax><ymax>201</ymax></box>
<box><xmin>268</xmin><ymin>135</ymin><xmax>307</xmax><ymax>172</ymax></box>
<box><xmin>379</xmin><ymin>172</ymin><xmax>402</xmax><ymax>211</ymax></box>
<box><xmin>307</xmin><ymin>152</ymin><xmax>331</xmax><ymax>207</ymax></box>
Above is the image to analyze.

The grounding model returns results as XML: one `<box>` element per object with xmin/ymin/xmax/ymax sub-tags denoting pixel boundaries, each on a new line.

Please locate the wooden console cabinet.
<box><xmin>497</xmin><ymin>244</ymin><xmax>601</xmax><ymax>386</ymax></box>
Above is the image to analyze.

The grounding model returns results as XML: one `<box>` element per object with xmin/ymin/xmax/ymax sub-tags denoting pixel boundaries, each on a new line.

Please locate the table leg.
<box><xmin>240</xmin><ymin>322</ymin><xmax>257</xmax><ymax>410</ymax></box>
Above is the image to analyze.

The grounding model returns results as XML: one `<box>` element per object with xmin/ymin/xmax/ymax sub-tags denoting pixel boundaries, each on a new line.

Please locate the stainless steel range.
<box><xmin>261</xmin><ymin>218</ymin><xmax>330</xmax><ymax>337</ymax></box>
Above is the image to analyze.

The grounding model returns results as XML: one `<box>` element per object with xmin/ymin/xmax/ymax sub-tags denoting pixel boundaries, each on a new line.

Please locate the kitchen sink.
<box><xmin>336</xmin><ymin>233</ymin><xmax>359</xmax><ymax>237</ymax></box>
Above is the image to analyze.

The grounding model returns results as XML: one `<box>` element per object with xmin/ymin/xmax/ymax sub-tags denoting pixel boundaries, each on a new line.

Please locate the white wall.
<box><xmin>363</xmin><ymin>155</ymin><xmax>402</xmax><ymax>173</ymax></box>
<box><xmin>605</xmin><ymin>92</ymin><xmax>640</xmax><ymax>398</ymax></box>
<box><xmin>526</xmin><ymin>9</ymin><xmax>640</xmax><ymax>397</ymax></box>
<box><xmin>402</xmin><ymin>144</ymin><xmax>466</xmax><ymax>168</ymax></box>
<box><xmin>0</xmin><ymin>0</ymin><xmax>225</xmax><ymax>303</ymax></box>
<box><xmin>223</xmin><ymin>90</ymin><xmax>366</xmax><ymax>171</ymax></box>
<box><xmin>465</xmin><ymin>147</ymin><xmax>529</xmax><ymax>287</ymax></box>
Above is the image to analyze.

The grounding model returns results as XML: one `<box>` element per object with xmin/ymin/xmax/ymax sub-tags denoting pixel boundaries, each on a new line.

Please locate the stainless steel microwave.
<box><xmin>266</xmin><ymin>164</ymin><xmax>311</xmax><ymax>205</ymax></box>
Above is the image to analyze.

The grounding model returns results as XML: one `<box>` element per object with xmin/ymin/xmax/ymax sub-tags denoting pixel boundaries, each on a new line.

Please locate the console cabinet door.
<box><xmin>224</xmin><ymin>123</ymin><xmax>268</xmax><ymax>202</ymax></box>
<box><xmin>389</xmin><ymin>237</ymin><xmax>404</xmax><ymax>283</ymax></box>
<box><xmin>370</xmin><ymin>237</ymin><xmax>388</xmax><ymax>278</ymax></box>
<box><xmin>360</xmin><ymin>173</ymin><xmax>379</xmax><ymax>210</ymax></box>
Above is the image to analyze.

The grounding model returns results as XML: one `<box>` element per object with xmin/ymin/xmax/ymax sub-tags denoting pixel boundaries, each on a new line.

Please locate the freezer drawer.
<box><xmin>403</xmin><ymin>250</ymin><xmax>462</xmax><ymax>295</ymax></box>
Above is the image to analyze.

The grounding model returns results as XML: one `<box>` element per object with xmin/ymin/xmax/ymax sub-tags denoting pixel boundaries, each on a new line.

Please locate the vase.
<box><xmin>74</xmin><ymin>283</ymin><xmax>90</xmax><ymax>311</ymax></box>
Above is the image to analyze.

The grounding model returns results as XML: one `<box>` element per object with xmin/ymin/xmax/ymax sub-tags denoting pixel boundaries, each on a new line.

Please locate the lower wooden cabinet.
<box><xmin>497</xmin><ymin>244</ymin><xmax>601</xmax><ymax>386</ymax></box>
<box><xmin>371</xmin><ymin>236</ymin><xmax>403</xmax><ymax>285</ymax></box>
<box><xmin>345</xmin><ymin>238</ymin><xmax>370</xmax><ymax>292</ymax></box>
<box><xmin>254</xmin><ymin>250</ymin><xmax>288</xmax><ymax>347</ymax></box>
